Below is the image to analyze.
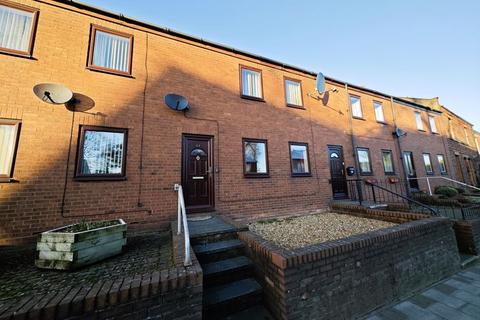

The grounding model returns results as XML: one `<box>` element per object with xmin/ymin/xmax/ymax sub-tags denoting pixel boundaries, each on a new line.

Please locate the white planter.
<box><xmin>35</xmin><ymin>219</ymin><xmax>127</xmax><ymax>270</ymax></box>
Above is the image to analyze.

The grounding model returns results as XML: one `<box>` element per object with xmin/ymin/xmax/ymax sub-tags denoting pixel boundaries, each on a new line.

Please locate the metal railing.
<box><xmin>408</xmin><ymin>176</ymin><xmax>480</xmax><ymax>195</ymax></box>
<box><xmin>174</xmin><ymin>184</ymin><xmax>192</xmax><ymax>266</ymax></box>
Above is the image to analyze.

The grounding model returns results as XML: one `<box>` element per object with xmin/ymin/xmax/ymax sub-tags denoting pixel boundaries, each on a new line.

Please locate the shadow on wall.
<box><xmin>0</xmin><ymin>62</ymin><xmax>439</xmax><ymax>244</ymax></box>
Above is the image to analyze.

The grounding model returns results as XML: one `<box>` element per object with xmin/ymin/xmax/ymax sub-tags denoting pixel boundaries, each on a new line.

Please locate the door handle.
<box><xmin>192</xmin><ymin>176</ymin><xmax>204</xmax><ymax>180</ymax></box>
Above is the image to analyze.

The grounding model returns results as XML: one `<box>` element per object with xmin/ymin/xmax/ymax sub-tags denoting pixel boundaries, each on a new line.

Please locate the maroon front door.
<box><xmin>182</xmin><ymin>134</ymin><xmax>214</xmax><ymax>213</ymax></box>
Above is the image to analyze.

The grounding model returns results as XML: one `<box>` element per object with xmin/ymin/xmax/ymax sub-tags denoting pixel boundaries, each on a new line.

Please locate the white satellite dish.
<box><xmin>33</xmin><ymin>83</ymin><xmax>73</xmax><ymax>104</ymax></box>
<box><xmin>315</xmin><ymin>72</ymin><xmax>326</xmax><ymax>94</ymax></box>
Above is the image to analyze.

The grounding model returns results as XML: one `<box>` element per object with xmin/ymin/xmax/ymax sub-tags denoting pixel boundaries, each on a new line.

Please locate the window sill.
<box><xmin>74</xmin><ymin>176</ymin><xmax>128</xmax><ymax>182</ymax></box>
<box><xmin>0</xmin><ymin>49</ymin><xmax>36</xmax><ymax>60</ymax></box>
<box><xmin>241</xmin><ymin>95</ymin><xmax>265</xmax><ymax>103</ymax></box>
<box><xmin>291</xmin><ymin>173</ymin><xmax>312</xmax><ymax>177</ymax></box>
<box><xmin>426</xmin><ymin>172</ymin><xmax>435</xmax><ymax>176</ymax></box>
<box><xmin>86</xmin><ymin>66</ymin><xmax>134</xmax><ymax>78</ymax></box>
<box><xmin>359</xmin><ymin>172</ymin><xmax>374</xmax><ymax>176</ymax></box>
<box><xmin>440</xmin><ymin>172</ymin><xmax>448</xmax><ymax>176</ymax></box>
<box><xmin>384</xmin><ymin>172</ymin><xmax>396</xmax><ymax>176</ymax></box>
<box><xmin>244</xmin><ymin>174</ymin><xmax>270</xmax><ymax>179</ymax></box>
<box><xmin>287</xmin><ymin>104</ymin><xmax>305</xmax><ymax>110</ymax></box>
<box><xmin>417</xmin><ymin>129</ymin><xmax>426</xmax><ymax>132</ymax></box>
<box><xmin>0</xmin><ymin>178</ymin><xmax>19</xmax><ymax>183</ymax></box>
<box><xmin>376</xmin><ymin>121</ymin><xmax>388</xmax><ymax>125</ymax></box>
<box><xmin>431</xmin><ymin>132</ymin><xmax>439</xmax><ymax>135</ymax></box>
<box><xmin>353</xmin><ymin>116</ymin><xmax>366</xmax><ymax>121</ymax></box>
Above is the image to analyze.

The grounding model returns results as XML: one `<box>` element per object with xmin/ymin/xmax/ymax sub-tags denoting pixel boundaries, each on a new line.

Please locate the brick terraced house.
<box><xmin>0</xmin><ymin>0</ymin><xmax>478</xmax><ymax>245</ymax></box>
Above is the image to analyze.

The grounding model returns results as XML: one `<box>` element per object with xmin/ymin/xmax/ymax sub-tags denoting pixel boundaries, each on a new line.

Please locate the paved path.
<box><xmin>365</xmin><ymin>264</ymin><xmax>480</xmax><ymax>320</ymax></box>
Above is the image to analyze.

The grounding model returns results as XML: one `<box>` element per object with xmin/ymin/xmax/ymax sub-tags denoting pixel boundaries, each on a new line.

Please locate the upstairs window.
<box><xmin>0</xmin><ymin>119</ymin><xmax>21</xmax><ymax>181</ymax></box>
<box><xmin>382</xmin><ymin>150</ymin><xmax>395</xmax><ymax>175</ymax></box>
<box><xmin>0</xmin><ymin>2</ymin><xmax>38</xmax><ymax>56</ymax></box>
<box><xmin>464</xmin><ymin>127</ymin><xmax>470</xmax><ymax>145</ymax></box>
<box><xmin>437</xmin><ymin>154</ymin><xmax>447</xmax><ymax>174</ymax></box>
<box><xmin>423</xmin><ymin>153</ymin><xmax>433</xmax><ymax>175</ymax></box>
<box><xmin>285</xmin><ymin>78</ymin><xmax>303</xmax><ymax>107</ymax></box>
<box><xmin>350</xmin><ymin>96</ymin><xmax>363</xmax><ymax>119</ymax></box>
<box><xmin>76</xmin><ymin>126</ymin><xmax>128</xmax><ymax>180</ymax></box>
<box><xmin>240</xmin><ymin>66</ymin><xmax>263</xmax><ymax>100</ymax></box>
<box><xmin>373</xmin><ymin>101</ymin><xmax>385</xmax><ymax>123</ymax></box>
<box><xmin>243</xmin><ymin>138</ymin><xmax>268</xmax><ymax>177</ymax></box>
<box><xmin>289</xmin><ymin>142</ymin><xmax>310</xmax><ymax>176</ymax></box>
<box><xmin>88</xmin><ymin>25</ymin><xmax>133</xmax><ymax>75</ymax></box>
<box><xmin>428</xmin><ymin>116</ymin><xmax>438</xmax><ymax>133</ymax></box>
<box><xmin>415</xmin><ymin>112</ymin><xmax>424</xmax><ymax>131</ymax></box>
<box><xmin>357</xmin><ymin>147</ymin><xmax>372</xmax><ymax>175</ymax></box>
<box><xmin>448</xmin><ymin>118</ymin><xmax>456</xmax><ymax>139</ymax></box>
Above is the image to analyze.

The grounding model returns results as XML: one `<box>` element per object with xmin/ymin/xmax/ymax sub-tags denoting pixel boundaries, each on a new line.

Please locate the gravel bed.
<box><xmin>249</xmin><ymin>212</ymin><xmax>396</xmax><ymax>250</ymax></box>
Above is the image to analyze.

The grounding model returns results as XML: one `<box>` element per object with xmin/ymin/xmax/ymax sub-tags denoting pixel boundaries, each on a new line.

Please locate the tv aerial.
<box><xmin>307</xmin><ymin>72</ymin><xmax>338</xmax><ymax>100</ymax></box>
<box><xmin>164</xmin><ymin>93</ymin><xmax>189</xmax><ymax>111</ymax></box>
<box><xmin>33</xmin><ymin>83</ymin><xmax>73</xmax><ymax>105</ymax></box>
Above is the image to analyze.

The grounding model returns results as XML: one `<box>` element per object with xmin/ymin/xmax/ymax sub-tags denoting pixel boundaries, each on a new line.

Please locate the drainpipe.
<box><xmin>391</xmin><ymin>97</ymin><xmax>411</xmax><ymax>197</ymax></box>
<box><xmin>346</xmin><ymin>84</ymin><xmax>362</xmax><ymax>203</ymax></box>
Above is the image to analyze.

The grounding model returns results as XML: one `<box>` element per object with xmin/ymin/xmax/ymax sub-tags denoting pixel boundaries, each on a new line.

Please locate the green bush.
<box><xmin>434</xmin><ymin>186</ymin><xmax>459</xmax><ymax>198</ymax></box>
<box><xmin>455</xmin><ymin>187</ymin><xmax>466</xmax><ymax>194</ymax></box>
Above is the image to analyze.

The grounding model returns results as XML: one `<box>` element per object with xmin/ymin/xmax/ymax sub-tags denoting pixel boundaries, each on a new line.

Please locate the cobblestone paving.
<box><xmin>365</xmin><ymin>264</ymin><xmax>480</xmax><ymax>320</ymax></box>
<box><xmin>0</xmin><ymin>231</ymin><xmax>172</xmax><ymax>300</ymax></box>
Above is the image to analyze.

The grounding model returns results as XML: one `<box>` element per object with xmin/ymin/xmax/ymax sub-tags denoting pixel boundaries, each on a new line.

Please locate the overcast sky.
<box><xmin>82</xmin><ymin>0</ymin><xmax>480</xmax><ymax>129</ymax></box>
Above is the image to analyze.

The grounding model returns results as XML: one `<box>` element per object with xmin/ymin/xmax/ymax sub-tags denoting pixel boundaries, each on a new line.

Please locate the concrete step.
<box><xmin>203</xmin><ymin>256</ymin><xmax>253</xmax><ymax>287</ymax></box>
<box><xmin>204</xmin><ymin>278</ymin><xmax>262</xmax><ymax>319</ymax></box>
<box><xmin>460</xmin><ymin>254</ymin><xmax>479</xmax><ymax>269</ymax></box>
<box><xmin>193</xmin><ymin>239</ymin><xmax>244</xmax><ymax>263</ymax></box>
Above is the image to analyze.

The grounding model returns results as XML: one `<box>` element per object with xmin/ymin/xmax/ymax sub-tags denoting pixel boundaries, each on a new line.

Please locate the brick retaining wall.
<box><xmin>0</xmin><ymin>229</ymin><xmax>202</xmax><ymax>320</ymax></box>
<box><xmin>239</xmin><ymin>212</ymin><xmax>460</xmax><ymax>320</ymax></box>
<box><xmin>453</xmin><ymin>219</ymin><xmax>480</xmax><ymax>255</ymax></box>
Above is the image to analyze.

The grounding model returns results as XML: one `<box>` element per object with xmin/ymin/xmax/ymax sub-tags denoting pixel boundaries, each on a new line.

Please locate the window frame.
<box><xmin>284</xmin><ymin>77</ymin><xmax>304</xmax><ymax>109</ymax></box>
<box><xmin>428</xmin><ymin>115</ymin><xmax>438</xmax><ymax>134</ymax></box>
<box><xmin>288</xmin><ymin>141</ymin><xmax>311</xmax><ymax>177</ymax></box>
<box><xmin>0</xmin><ymin>0</ymin><xmax>39</xmax><ymax>58</ymax></box>
<box><xmin>75</xmin><ymin>125</ymin><xmax>129</xmax><ymax>181</ymax></box>
<box><xmin>242</xmin><ymin>138</ymin><xmax>269</xmax><ymax>178</ymax></box>
<box><xmin>415</xmin><ymin>111</ymin><xmax>425</xmax><ymax>131</ymax></box>
<box><xmin>373</xmin><ymin>101</ymin><xmax>386</xmax><ymax>123</ymax></box>
<box><xmin>239</xmin><ymin>65</ymin><xmax>264</xmax><ymax>102</ymax></box>
<box><xmin>422</xmin><ymin>153</ymin><xmax>434</xmax><ymax>175</ymax></box>
<box><xmin>349</xmin><ymin>95</ymin><xmax>364</xmax><ymax>119</ymax></box>
<box><xmin>356</xmin><ymin>147</ymin><xmax>373</xmax><ymax>176</ymax></box>
<box><xmin>464</xmin><ymin>127</ymin><xmax>470</xmax><ymax>145</ymax></box>
<box><xmin>437</xmin><ymin>154</ymin><xmax>448</xmax><ymax>175</ymax></box>
<box><xmin>381</xmin><ymin>149</ymin><xmax>395</xmax><ymax>175</ymax></box>
<box><xmin>0</xmin><ymin>119</ymin><xmax>21</xmax><ymax>182</ymax></box>
<box><xmin>87</xmin><ymin>24</ymin><xmax>134</xmax><ymax>77</ymax></box>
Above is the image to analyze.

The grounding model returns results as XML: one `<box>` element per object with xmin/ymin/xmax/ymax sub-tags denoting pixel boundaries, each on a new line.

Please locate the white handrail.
<box><xmin>408</xmin><ymin>176</ymin><xmax>480</xmax><ymax>195</ymax></box>
<box><xmin>174</xmin><ymin>184</ymin><xmax>192</xmax><ymax>266</ymax></box>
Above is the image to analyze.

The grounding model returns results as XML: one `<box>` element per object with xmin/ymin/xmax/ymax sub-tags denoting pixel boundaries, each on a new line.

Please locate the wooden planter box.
<box><xmin>35</xmin><ymin>219</ymin><xmax>127</xmax><ymax>270</ymax></box>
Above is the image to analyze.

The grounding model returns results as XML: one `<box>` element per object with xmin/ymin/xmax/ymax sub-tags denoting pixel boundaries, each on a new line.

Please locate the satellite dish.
<box><xmin>315</xmin><ymin>72</ymin><xmax>326</xmax><ymax>94</ymax></box>
<box><xmin>164</xmin><ymin>94</ymin><xmax>189</xmax><ymax>111</ymax></box>
<box><xmin>33</xmin><ymin>83</ymin><xmax>73</xmax><ymax>105</ymax></box>
<box><xmin>393</xmin><ymin>128</ymin><xmax>407</xmax><ymax>137</ymax></box>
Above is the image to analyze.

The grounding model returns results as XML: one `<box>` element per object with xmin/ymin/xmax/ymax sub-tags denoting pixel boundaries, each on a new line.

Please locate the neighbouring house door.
<box><xmin>403</xmin><ymin>151</ymin><xmax>419</xmax><ymax>190</ymax></box>
<box><xmin>328</xmin><ymin>145</ymin><xmax>348</xmax><ymax>199</ymax></box>
<box><xmin>182</xmin><ymin>134</ymin><xmax>214</xmax><ymax>213</ymax></box>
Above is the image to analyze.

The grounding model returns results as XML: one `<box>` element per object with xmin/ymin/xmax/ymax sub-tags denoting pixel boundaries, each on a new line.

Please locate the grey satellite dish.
<box><xmin>164</xmin><ymin>93</ymin><xmax>189</xmax><ymax>111</ymax></box>
<box><xmin>315</xmin><ymin>72</ymin><xmax>326</xmax><ymax>94</ymax></box>
<box><xmin>393</xmin><ymin>128</ymin><xmax>407</xmax><ymax>137</ymax></box>
<box><xmin>33</xmin><ymin>83</ymin><xmax>73</xmax><ymax>104</ymax></box>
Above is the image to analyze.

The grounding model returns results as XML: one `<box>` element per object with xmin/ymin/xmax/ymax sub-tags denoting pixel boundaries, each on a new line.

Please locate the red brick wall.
<box><xmin>0</xmin><ymin>0</ymin><xmax>454</xmax><ymax>243</ymax></box>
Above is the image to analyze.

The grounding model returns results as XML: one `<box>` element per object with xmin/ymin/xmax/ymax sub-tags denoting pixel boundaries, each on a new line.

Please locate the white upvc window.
<box><xmin>373</xmin><ymin>101</ymin><xmax>385</xmax><ymax>122</ymax></box>
<box><xmin>285</xmin><ymin>79</ymin><xmax>302</xmax><ymax>107</ymax></box>
<box><xmin>428</xmin><ymin>116</ymin><xmax>437</xmax><ymax>133</ymax></box>
<box><xmin>415</xmin><ymin>112</ymin><xmax>424</xmax><ymax>130</ymax></box>
<box><xmin>350</xmin><ymin>96</ymin><xmax>363</xmax><ymax>118</ymax></box>
<box><xmin>0</xmin><ymin>119</ymin><xmax>21</xmax><ymax>181</ymax></box>
<box><xmin>240</xmin><ymin>66</ymin><xmax>263</xmax><ymax>100</ymax></box>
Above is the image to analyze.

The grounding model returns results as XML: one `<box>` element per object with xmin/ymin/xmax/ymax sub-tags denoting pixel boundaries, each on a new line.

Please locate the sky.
<box><xmin>82</xmin><ymin>0</ymin><xmax>480</xmax><ymax>129</ymax></box>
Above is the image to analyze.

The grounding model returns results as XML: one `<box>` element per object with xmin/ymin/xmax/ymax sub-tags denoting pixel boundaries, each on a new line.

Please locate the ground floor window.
<box><xmin>243</xmin><ymin>138</ymin><xmax>268</xmax><ymax>177</ymax></box>
<box><xmin>357</xmin><ymin>147</ymin><xmax>372</xmax><ymax>175</ymax></box>
<box><xmin>75</xmin><ymin>126</ymin><xmax>128</xmax><ymax>180</ymax></box>
<box><xmin>437</xmin><ymin>154</ymin><xmax>447</xmax><ymax>174</ymax></box>
<box><xmin>0</xmin><ymin>119</ymin><xmax>21</xmax><ymax>181</ymax></box>
<box><xmin>289</xmin><ymin>142</ymin><xmax>310</xmax><ymax>176</ymax></box>
<box><xmin>423</xmin><ymin>153</ymin><xmax>434</xmax><ymax>175</ymax></box>
<box><xmin>381</xmin><ymin>149</ymin><xmax>395</xmax><ymax>175</ymax></box>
